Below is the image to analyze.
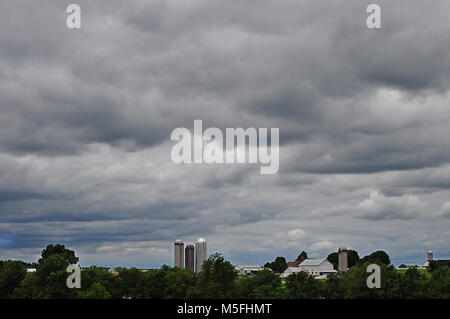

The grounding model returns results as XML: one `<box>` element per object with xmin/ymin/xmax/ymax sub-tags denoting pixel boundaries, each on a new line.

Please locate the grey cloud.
<box><xmin>125</xmin><ymin>1</ymin><xmax>169</xmax><ymax>32</ymax></box>
<box><xmin>356</xmin><ymin>190</ymin><xmax>423</xmax><ymax>220</ymax></box>
<box><xmin>440</xmin><ymin>202</ymin><xmax>450</xmax><ymax>218</ymax></box>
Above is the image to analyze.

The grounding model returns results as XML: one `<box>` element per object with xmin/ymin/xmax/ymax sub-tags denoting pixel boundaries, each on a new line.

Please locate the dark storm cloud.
<box><xmin>0</xmin><ymin>191</ymin><xmax>51</xmax><ymax>203</ymax></box>
<box><xmin>0</xmin><ymin>0</ymin><xmax>450</xmax><ymax>265</ymax></box>
<box><xmin>244</xmin><ymin>84</ymin><xmax>321</xmax><ymax>120</ymax></box>
<box><xmin>2</xmin><ymin>0</ymin><xmax>450</xmax><ymax>162</ymax></box>
<box><xmin>125</xmin><ymin>1</ymin><xmax>169</xmax><ymax>32</ymax></box>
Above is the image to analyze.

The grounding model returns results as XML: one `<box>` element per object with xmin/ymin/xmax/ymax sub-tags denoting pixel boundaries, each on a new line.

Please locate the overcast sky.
<box><xmin>0</xmin><ymin>0</ymin><xmax>449</xmax><ymax>268</ymax></box>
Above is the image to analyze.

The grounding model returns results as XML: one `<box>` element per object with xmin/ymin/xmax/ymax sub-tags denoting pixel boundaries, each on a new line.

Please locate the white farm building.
<box><xmin>235</xmin><ymin>265</ymin><xmax>265</xmax><ymax>275</ymax></box>
<box><xmin>282</xmin><ymin>259</ymin><xmax>336</xmax><ymax>278</ymax></box>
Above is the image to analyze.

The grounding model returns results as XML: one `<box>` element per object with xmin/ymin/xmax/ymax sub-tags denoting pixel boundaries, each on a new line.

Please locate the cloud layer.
<box><xmin>0</xmin><ymin>0</ymin><xmax>449</xmax><ymax>267</ymax></box>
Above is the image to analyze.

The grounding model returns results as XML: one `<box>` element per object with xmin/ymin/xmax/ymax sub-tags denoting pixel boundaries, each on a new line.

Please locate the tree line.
<box><xmin>263</xmin><ymin>249</ymin><xmax>390</xmax><ymax>273</ymax></box>
<box><xmin>0</xmin><ymin>244</ymin><xmax>449</xmax><ymax>299</ymax></box>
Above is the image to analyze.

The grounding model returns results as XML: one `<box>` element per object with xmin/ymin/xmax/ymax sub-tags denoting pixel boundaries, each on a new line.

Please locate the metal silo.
<box><xmin>338</xmin><ymin>246</ymin><xmax>348</xmax><ymax>272</ymax></box>
<box><xmin>185</xmin><ymin>244</ymin><xmax>195</xmax><ymax>272</ymax></box>
<box><xmin>195</xmin><ymin>238</ymin><xmax>207</xmax><ymax>273</ymax></box>
<box><xmin>174</xmin><ymin>239</ymin><xmax>184</xmax><ymax>268</ymax></box>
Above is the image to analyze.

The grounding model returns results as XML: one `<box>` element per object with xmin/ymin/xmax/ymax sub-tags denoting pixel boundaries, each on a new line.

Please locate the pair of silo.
<box><xmin>174</xmin><ymin>238</ymin><xmax>207</xmax><ymax>273</ymax></box>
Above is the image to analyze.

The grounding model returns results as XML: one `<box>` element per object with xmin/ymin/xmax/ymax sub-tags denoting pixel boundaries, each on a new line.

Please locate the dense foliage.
<box><xmin>264</xmin><ymin>257</ymin><xmax>288</xmax><ymax>274</ymax></box>
<box><xmin>0</xmin><ymin>244</ymin><xmax>448</xmax><ymax>299</ymax></box>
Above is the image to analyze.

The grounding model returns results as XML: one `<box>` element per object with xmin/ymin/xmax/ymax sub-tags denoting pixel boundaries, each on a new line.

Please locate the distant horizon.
<box><xmin>3</xmin><ymin>243</ymin><xmax>448</xmax><ymax>270</ymax></box>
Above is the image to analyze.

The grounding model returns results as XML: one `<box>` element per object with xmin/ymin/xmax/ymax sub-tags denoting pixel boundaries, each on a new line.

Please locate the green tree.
<box><xmin>399</xmin><ymin>266</ymin><xmax>430</xmax><ymax>298</ymax></box>
<box><xmin>337</xmin><ymin>262</ymin><xmax>403</xmax><ymax>299</ymax></box>
<box><xmin>428</xmin><ymin>260</ymin><xmax>439</xmax><ymax>272</ymax></box>
<box><xmin>39</xmin><ymin>244</ymin><xmax>79</xmax><ymax>264</ymax></box>
<box><xmin>371</xmin><ymin>263</ymin><xmax>402</xmax><ymax>299</ymax></box>
<box><xmin>428</xmin><ymin>265</ymin><xmax>450</xmax><ymax>298</ymax></box>
<box><xmin>360</xmin><ymin>250</ymin><xmax>390</xmax><ymax>265</ymax></box>
<box><xmin>0</xmin><ymin>261</ymin><xmax>27</xmax><ymax>298</ymax></box>
<box><xmin>13</xmin><ymin>244</ymin><xmax>80</xmax><ymax>299</ymax></box>
<box><xmin>78</xmin><ymin>266</ymin><xmax>117</xmax><ymax>298</ymax></box>
<box><xmin>285</xmin><ymin>271</ymin><xmax>321</xmax><ymax>299</ymax></box>
<box><xmin>295</xmin><ymin>251</ymin><xmax>308</xmax><ymax>263</ymax></box>
<box><xmin>339</xmin><ymin>263</ymin><xmax>372</xmax><ymax>298</ymax></box>
<box><xmin>233</xmin><ymin>269</ymin><xmax>284</xmax><ymax>298</ymax></box>
<box><xmin>77</xmin><ymin>282</ymin><xmax>111</xmax><ymax>299</ymax></box>
<box><xmin>135</xmin><ymin>266</ymin><xmax>195</xmax><ymax>299</ymax></box>
<box><xmin>348</xmin><ymin>250</ymin><xmax>360</xmax><ymax>267</ymax></box>
<box><xmin>264</xmin><ymin>257</ymin><xmax>287</xmax><ymax>274</ymax></box>
<box><xmin>36</xmin><ymin>254</ymin><xmax>76</xmax><ymax>298</ymax></box>
<box><xmin>115</xmin><ymin>267</ymin><xmax>145</xmax><ymax>299</ymax></box>
<box><xmin>135</xmin><ymin>269</ymin><xmax>167</xmax><ymax>299</ymax></box>
<box><xmin>187</xmin><ymin>253</ymin><xmax>237</xmax><ymax>298</ymax></box>
<box><xmin>327</xmin><ymin>252</ymin><xmax>338</xmax><ymax>269</ymax></box>
<box><xmin>321</xmin><ymin>272</ymin><xmax>344</xmax><ymax>298</ymax></box>
<box><xmin>12</xmin><ymin>272</ymin><xmax>40</xmax><ymax>299</ymax></box>
<box><xmin>163</xmin><ymin>266</ymin><xmax>196</xmax><ymax>299</ymax></box>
